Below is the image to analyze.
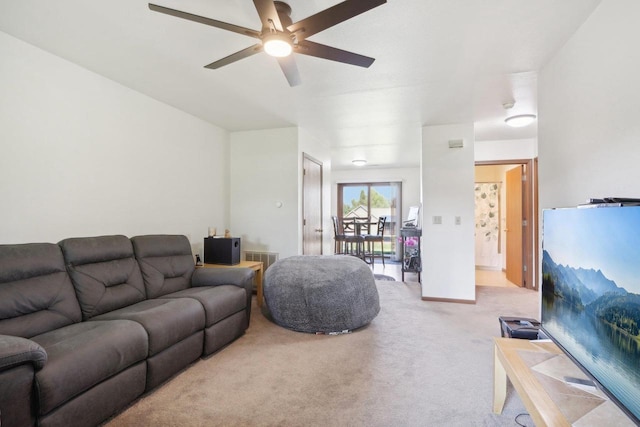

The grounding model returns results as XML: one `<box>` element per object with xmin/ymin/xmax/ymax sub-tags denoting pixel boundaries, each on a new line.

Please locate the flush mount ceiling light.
<box><xmin>352</xmin><ymin>159</ymin><xmax>367</xmax><ymax>166</ymax></box>
<box><xmin>263</xmin><ymin>33</ymin><xmax>292</xmax><ymax>57</ymax></box>
<box><xmin>505</xmin><ymin>114</ymin><xmax>537</xmax><ymax>128</ymax></box>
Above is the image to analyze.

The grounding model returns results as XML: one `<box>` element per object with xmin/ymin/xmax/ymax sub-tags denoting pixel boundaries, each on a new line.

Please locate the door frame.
<box><xmin>475</xmin><ymin>158</ymin><xmax>538</xmax><ymax>290</ymax></box>
<box><xmin>302</xmin><ymin>153</ymin><xmax>323</xmax><ymax>255</ymax></box>
<box><xmin>336</xmin><ymin>181</ymin><xmax>403</xmax><ymax>260</ymax></box>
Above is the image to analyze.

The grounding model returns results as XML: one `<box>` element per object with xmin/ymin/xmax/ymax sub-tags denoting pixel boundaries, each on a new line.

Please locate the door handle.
<box><xmin>315</xmin><ymin>229</ymin><xmax>323</xmax><ymax>232</ymax></box>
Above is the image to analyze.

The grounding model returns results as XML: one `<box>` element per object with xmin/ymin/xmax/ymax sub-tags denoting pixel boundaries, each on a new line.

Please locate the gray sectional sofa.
<box><xmin>0</xmin><ymin>234</ymin><xmax>254</xmax><ymax>427</ymax></box>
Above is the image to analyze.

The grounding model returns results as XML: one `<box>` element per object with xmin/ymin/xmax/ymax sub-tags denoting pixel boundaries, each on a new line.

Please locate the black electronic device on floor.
<box><xmin>498</xmin><ymin>316</ymin><xmax>541</xmax><ymax>340</ymax></box>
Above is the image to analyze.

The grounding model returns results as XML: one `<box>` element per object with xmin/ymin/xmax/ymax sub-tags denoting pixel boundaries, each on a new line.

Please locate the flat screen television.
<box><xmin>542</xmin><ymin>206</ymin><xmax>640</xmax><ymax>424</ymax></box>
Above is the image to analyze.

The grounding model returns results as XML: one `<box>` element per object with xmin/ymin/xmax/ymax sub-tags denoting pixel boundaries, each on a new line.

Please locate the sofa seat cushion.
<box><xmin>31</xmin><ymin>320</ymin><xmax>148</xmax><ymax>415</ymax></box>
<box><xmin>92</xmin><ymin>298</ymin><xmax>205</xmax><ymax>356</ymax></box>
<box><xmin>159</xmin><ymin>285</ymin><xmax>247</xmax><ymax>327</ymax></box>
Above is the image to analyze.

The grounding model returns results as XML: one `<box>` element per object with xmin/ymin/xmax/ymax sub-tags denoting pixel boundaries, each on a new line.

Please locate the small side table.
<box><xmin>199</xmin><ymin>260</ymin><xmax>264</xmax><ymax>307</ymax></box>
<box><xmin>400</xmin><ymin>227</ymin><xmax>422</xmax><ymax>283</ymax></box>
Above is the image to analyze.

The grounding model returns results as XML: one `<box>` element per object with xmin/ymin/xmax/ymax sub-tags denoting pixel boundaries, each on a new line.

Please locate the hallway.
<box><xmin>370</xmin><ymin>259</ymin><xmax>519</xmax><ymax>288</ymax></box>
<box><xmin>475</xmin><ymin>269</ymin><xmax>519</xmax><ymax>287</ymax></box>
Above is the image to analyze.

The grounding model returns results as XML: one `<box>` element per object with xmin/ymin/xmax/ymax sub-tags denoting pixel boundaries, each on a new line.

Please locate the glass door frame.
<box><xmin>337</xmin><ymin>181</ymin><xmax>402</xmax><ymax>260</ymax></box>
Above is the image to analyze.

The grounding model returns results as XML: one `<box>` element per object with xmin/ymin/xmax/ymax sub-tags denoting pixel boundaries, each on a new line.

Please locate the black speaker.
<box><xmin>204</xmin><ymin>237</ymin><xmax>240</xmax><ymax>265</ymax></box>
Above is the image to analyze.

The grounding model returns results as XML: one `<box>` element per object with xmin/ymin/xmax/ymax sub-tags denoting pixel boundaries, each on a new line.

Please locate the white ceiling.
<box><xmin>0</xmin><ymin>0</ymin><xmax>601</xmax><ymax>169</ymax></box>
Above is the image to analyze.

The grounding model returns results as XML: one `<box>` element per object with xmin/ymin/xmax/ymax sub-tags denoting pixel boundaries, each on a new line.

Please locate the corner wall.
<box><xmin>229</xmin><ymin>128</ymin><xmax>299</xmax><ymax>259</ymax></box>
<box><xmin>538</xmin><ymin>0</ymin><xmax>640</xmax><ymax>209</ymax></box>
<box><xmin>422</xmin><ymin>124</ymin><xmax>476</xmax><ymax>302</ymax></box>
<box><xmin>0</xmin><ymin>32</ymin><xmax>229</xmax><ymax>256</ymax></box>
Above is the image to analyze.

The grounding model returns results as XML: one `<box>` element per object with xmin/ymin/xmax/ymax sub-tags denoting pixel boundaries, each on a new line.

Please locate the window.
<box><xmin>337</xmin><ymin>182</ymin><xmax>402</xmax><ymax>259</ymax></box>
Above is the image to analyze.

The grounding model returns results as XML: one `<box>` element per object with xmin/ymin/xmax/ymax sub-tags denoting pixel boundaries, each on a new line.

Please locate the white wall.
<box><xmin>422</xmin><ymin>124</ymin><xmax>476</xmax><ymax>302</ymax></box>
<box><xmin>475</xmin><ymin>138</ymin><xmax>537</xmax><ymax>162</ymax></box>
<box><xmin>229</xmin><ymin>128</ymin><xmax>299</xmax><ymax>259</ymax></box>
<box><xmin>538</xmin><ymin>0</ymin><xmax>640</xmax><ymax>209</ymax></box>
<box><xmin>0</xmin><ymin>32</ymin><xmax>229</xmax><ymax>257</ymax></box>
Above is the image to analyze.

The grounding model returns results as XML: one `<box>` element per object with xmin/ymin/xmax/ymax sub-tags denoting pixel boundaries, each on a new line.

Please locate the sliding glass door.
<box><xmin>337</xmin><ymin>182</ymin><xmax>402</xmax><ymax>260</ymax></box>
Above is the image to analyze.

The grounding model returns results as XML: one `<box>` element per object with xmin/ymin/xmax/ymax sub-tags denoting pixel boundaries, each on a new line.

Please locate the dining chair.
<box><xmin>331</xmin><ymin>216</ymin><xmax>347</xmax><ymax>254</ymax></box>
<box><xmin>364</xmin><ymin>216</ymin><xmax>387</xmax><ymax>266</ymax></box>
<box><xmin>341</xmin><ymin>217</ymin><xmax>365</xmax><ymax>257</ymax></box>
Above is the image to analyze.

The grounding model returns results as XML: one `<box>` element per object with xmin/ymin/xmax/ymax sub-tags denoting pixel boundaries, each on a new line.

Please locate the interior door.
<box><xmin>302</xmin><ymin>154</ymin><xmax>323</xmax><ymax>255</ymax></box>
<box><xmin>505</xmin><ymin>165</ymin><xmax>523</xmax><ymax>286</ymax></box>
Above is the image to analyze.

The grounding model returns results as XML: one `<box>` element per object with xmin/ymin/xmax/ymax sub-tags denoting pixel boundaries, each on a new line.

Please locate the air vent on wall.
<box><xmin>244</xmin><ymin>251</ymin><xmax>279</xmax><ymax>271</ymax></box>
<box><xmin>448</xmin><ymin>139</ymin><xmax>464</xmax><ymax>149</ymax></box>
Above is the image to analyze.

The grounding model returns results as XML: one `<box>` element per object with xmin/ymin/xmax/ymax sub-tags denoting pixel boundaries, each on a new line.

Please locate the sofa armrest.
<box><xmin>0</xmin><ymin>335</ymin><xmax>45</xmax><ymax>427</ymax></box>
<box><xmin>192</xmin><ymin>268</ymin><xmax>255</xmax><ymax>325</ymax></box>
<box><xmin>191</xmin><ymin>267</ymin><xmax>254</xmax><ymax>289</ymax></box>
<box><xmin>0</xmin><ymin>334</ymin><xmax>47</xmax><ymax>372</ymax></box>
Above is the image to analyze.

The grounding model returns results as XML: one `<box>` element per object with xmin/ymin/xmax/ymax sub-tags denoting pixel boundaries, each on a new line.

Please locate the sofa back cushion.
<box><xmin>131</xmin><ymin>235</ymin><xmax>195</xmax><ymax>298</ymax></box>
<box><xmin>59</xmin><ymin>235</ymin><xmax>146</xmax><ymax>319</ymax></box>
<box><xmin>0</xmin><ymin>243</ymin><xmax>81</xmax><ymax>338</ymax></box>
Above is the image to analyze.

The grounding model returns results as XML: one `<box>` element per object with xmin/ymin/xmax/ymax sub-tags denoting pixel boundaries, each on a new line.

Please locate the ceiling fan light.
<box><xmin>352</xmin><ymin>159</ymin><xmax>367</xmax><ymax>166</ymax></box>
<box><xmin>263</xmin><ymin>34</ymin><xmax>292</xmax><ymax>57</ymax></box>
<box><xmin>505</xmin><ymin>114</ymin><xmax>537</xmax><ymax>128</ymax></box>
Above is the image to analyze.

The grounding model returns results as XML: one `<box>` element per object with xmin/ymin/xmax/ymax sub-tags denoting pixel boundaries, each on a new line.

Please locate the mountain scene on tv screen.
<box><xmin>543</xmin><ymin>250</ymin><xmax>640</xmax><ymax>340</ymax></box>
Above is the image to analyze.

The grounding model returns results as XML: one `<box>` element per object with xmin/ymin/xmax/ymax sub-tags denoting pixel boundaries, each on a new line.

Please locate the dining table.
<box><xmin>340</xmin><ymin>217</ymin><xmax>377</xmax><ymax>262</ymax></box>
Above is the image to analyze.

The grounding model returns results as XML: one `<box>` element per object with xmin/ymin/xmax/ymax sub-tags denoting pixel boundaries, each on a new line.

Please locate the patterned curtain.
<box><xmin>474</xmin><ymin>183</ymin><xmax>501</xmax><ymax>268</ymax></box>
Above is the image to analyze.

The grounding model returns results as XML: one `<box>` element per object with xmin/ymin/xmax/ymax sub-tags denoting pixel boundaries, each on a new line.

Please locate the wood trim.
<box><xmin>475</xmin><ymin>159</ymin><xmax>532</xmax><ymax>166</ymax></box>
<box><xmin>523</xmin><ymin>160</ymin><xmax>533</xmax><ymax>289</ymax></box>
<box><xmin>533</xmin><ymin>158</ymin><xmax>539</xmax><ymax>290</ymax></box>
<box><xmin>505</xmin><ymin>165</ymin><xmax>524</xmax><ymax>286</ymax></box>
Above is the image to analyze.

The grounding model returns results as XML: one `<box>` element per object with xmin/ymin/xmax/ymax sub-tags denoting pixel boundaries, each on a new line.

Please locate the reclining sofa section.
<box><xmin>0</xmin><ymin>234</ymin><xmax>254</xmax><ymax>427</ymax></box>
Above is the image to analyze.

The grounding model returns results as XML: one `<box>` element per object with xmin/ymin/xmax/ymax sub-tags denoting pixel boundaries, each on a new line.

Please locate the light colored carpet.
<box><xmin>106</xmin><ymin>282</ymin><xmax>538</xmax><ymax>427</ymax></box>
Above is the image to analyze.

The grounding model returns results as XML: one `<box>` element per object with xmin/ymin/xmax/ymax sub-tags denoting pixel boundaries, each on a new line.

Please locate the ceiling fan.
<box><xmin>148</xmin><ymin>0</ymin><xmax>387</xmax><ymax>86</ymax></box>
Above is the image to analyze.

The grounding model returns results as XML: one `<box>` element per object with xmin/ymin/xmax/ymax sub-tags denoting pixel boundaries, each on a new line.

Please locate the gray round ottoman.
<box><xmin>263</xmin><ymin>255</ymin><xmax>380</xmax><ymax>333</ymax></box>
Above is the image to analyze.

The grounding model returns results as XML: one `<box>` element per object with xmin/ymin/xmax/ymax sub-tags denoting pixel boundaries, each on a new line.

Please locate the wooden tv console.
<box><xmin>493</xmin><ymin>337</ymin><xmax>636</xmax><ymax>426</ymax></box>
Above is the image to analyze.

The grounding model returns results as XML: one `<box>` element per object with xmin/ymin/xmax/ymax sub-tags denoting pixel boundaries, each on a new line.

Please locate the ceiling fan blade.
<box><xmin>296</xmin><ymin>40</ymin><xmax>375</xmax><ymax>68</ymax></box>
<box><xmin>253</xmin><ymin>0</ymin><xmax>283</xmax><ymax>31</ymax></box>
<box><xmin>287</xmin><ymin>0</ymin><xmax>386</xmax><ymax>41</ymax></box>
<box><xmin>204</xmin><ymin>44</ymin><xmax>263</xmax><ymax>69</ymax></box>
<box><xmin>277</xmin><ymin>55</ymin><xmax>301</xmax><ymax>87</ymax></box>
<box><xmin>149</xmin><ymin>4</ymin><xmax>261</xmax><ymax>39</ymax></box>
